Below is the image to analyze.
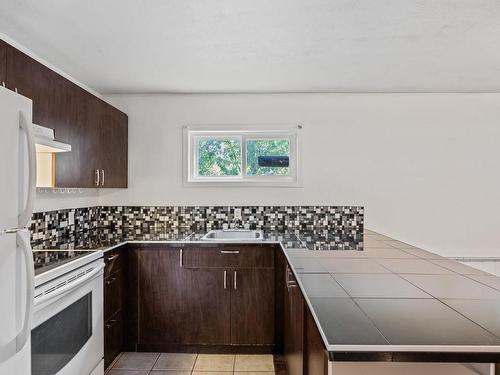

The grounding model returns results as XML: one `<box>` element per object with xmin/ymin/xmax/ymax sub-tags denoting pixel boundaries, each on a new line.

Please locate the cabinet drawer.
<box><xmin>104</xmin><ymin>310</ymin><xmax>123</xmax><ymax>369</ymax></box>
<box><xmin>104</xmin><ymin>271</ymin><xmax>123</xmax><ymax>321</ymax></box>
<box><xmin>183</xmin><ymin>245</ymin><xmax>274</xmax><ymax>269</ymax></box>
<box><xmin>104</xmin><ymin>248</ymin><xmax>124</xmax><ymax>278</ymax></box>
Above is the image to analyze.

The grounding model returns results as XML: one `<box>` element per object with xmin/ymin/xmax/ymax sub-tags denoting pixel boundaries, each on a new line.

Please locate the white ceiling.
<box><xmin>1</xmin><ymin>0</ymin><xmax>500</xmax><ymax>93</ymax></box>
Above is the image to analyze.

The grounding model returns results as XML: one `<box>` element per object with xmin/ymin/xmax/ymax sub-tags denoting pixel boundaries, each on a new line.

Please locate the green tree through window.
<box><xmin>246</xmin><ymin>139</ymin><xmax>290</xmax><ymax>176</ymax></box>
<box><xmin>197</xmin><ymin>139</ymin><xmax>241</xmax><ymax>176</ymax></box>
<box><xmin>196</xmin><ymin>137</ymin><xmax>291</xmax><ymax>178</ymax></box>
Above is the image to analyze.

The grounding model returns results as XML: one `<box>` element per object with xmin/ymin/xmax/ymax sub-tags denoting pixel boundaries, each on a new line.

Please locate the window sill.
<box><xmin>183</xmin><ymin>179</ymin><xmax>303</xmax><ymax>188</ymax></box>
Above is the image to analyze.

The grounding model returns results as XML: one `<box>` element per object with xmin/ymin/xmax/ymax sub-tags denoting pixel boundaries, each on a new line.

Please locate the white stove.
<box><xmin>32</xmin><ymin>255</ymin><xmax>105</xmax><ymax>375</ymax></box>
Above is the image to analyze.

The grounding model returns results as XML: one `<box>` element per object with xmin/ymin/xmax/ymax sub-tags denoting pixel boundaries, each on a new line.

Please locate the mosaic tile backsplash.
<box><xmin>30</xmin><ymin>206</ymin><xmax>100</xmax><ymax>242</ymax></box>
<box><xmin>31</xmin><ymin>205</ymin><xmax>364</xmax><ymax>247</ymax></box>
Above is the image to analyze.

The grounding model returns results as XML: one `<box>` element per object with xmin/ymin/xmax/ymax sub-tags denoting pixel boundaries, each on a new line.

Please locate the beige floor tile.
<box><xmin>192</xmin><ymin>372</ymin><xmax>232</xmax><ymax>375</ymax></box>
<box><xmin>235</xmin><ymin>372</ymin><xmax>275</xmax><ymax>375</ymax></box>
<box><xmin>150</xmin><ymin>371</ymin><xmax>191</xmax><ymax>375</ymax></box>
<box><xmin>193</xmin><ymin>354</ymin><xmax>235</xmax><ymax>371</ymax></box>
<box><xmin>112</xmin><ymin>352</ymin><xmax>160</xmax><ymax>370</ymax></box>
<box><xmin>107</xmin><ymin>370</ymin><xmax>149</xmax><ymax>375</ymax></box>
<box><xmin>234</xmin><ymin>354</ymin><xmax>275</xmax><ymax>372</ymax></box>
<box><xmin>153</xmin><ymin>353</ymin><xmax>197</xmax><ymax>370</ymax></box>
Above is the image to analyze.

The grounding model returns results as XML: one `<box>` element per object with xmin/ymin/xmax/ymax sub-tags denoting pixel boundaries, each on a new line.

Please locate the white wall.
<box><xmin>101</xmin><ymin>93</ymin><xmax>500</xmax><ymax>258</ymax></box>
<box><xmin>34</xmin><ymin>190</ymin><xmax>100</xmax><ymax>213</ymax></box>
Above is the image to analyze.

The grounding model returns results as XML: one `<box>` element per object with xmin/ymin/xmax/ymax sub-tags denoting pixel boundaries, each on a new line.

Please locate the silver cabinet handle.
<box><xmin>223</xmin><ymin>270</ymin><xmax>227</xmax><ymax>289</ymax></box>
<box><xmin>234</xmin><ymin>271</ymin><xmax>237</xmax><ymax>290</ymax></box>
<box><xmin>286</xmin><ymin>265</ymin><xmax>296</xmax><ymax>290</ymax></box>
<box><xmin>95</xmin><ymin>169</ymin><xmax>100</xmax><ymax>186</ymax></box>
<box><xmin>285</xmin><ymin>265</ymin><xmax>290</xmax><ymax>290</ymax></box>
<box><xmin>106</xmin><ymin>254</ymin><xmax>119</xmax><ymax>261</ymax></box>
<box><xmin>101</xmin><ymin>169</ymin><xmax>105</xmax><ymax>186</ymax></box>
<box><xmin>179</xmin><ymin>249</ymin><xmax>183</xmax><ymax>267</ymax></box>
<box><xmin>221</xmin><ymin>250</ymin><xmax>240</xmax><ymax>254</ymax></box>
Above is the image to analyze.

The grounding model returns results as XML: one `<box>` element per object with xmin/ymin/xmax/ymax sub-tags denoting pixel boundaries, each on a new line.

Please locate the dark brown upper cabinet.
<box><xmin>0</xmin><ymin>40</ymin><xmax>7</xmax><ymax>86</ymax></box>
<box><xmin>5</xmin><ymin>45</ymin><xmax>58</xmax><ymax>127</ymax></box>
<box><xmin>3</xmin><ymin>40</ymin><xmax>128</xmax><ymax>188</ymax></box>
<box><xmin>98</xmin><ymin>99</ymin><xmax>128</xmax><ymax>188</ymax></box>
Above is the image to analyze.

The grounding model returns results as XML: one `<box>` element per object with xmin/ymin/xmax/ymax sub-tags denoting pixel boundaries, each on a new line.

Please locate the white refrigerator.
<box><xmin>0</xmin><ymin>86</ymin><xmax>37</xmax><ymax>375</ymax></box>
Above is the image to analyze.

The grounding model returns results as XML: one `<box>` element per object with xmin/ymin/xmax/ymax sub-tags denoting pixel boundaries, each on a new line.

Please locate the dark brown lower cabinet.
<box><xmin>284</xmin><ymin>264</ymin><xmax>305</xmax><ymax>375</ymax></box>
<box><xmin>104</xmin><ymin>247</ymin><xmax>126</xmax><ymax>368</ymax></box>
<box><xmin>104</xmin><ymin>310</ymin><xmax>123</xmax><ymax>369</ymax></box>
<box><xmin>104</xmin><ymin>243</ymin><xmax>331</xmax><ymax>373</ymax></box>
<box><xmin>281</xmin><ymin>256</ymin><xmax>329</xmax><ymax>375</ymax></box>
<box><xmin>305</xmin><ymin>310</ymin><xmax>328</xmax><ymax>375</ymax></box>
<box><xmin>138</xmin><ymin>247</ymin><xmax>187</xmax><ymax>345</ymax></box>
<box><xmin>231</xmin><ymin>268</ymin><xmax>275</xmax><ymax>345</ymax></box>
<box><xmin>104</xmin><ymin>270</ymin><xmax>123</xmax><ymax>320</ymax></box>
<box><xmin>134</xmin><ymin>244</ymin><xmax>276</xmax><ymax>350</ymax></box>
<box><xmin>184</xmin><ymin>268</ymin><xmax>231</xmax><ymax>344</ymax></box>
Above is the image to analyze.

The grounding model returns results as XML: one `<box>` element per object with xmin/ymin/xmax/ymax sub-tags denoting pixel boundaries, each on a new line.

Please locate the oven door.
<box><xmin>32</xmin><ymin>260</ymin><xmax>104</xmax><ymax>375</ymax></box>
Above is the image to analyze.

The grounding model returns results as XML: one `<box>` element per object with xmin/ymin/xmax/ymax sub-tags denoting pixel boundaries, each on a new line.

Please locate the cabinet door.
<box><xmin>5</xmin><ymin>42</ymin><xmax>127</xmax><ymax>188</ymax></box>
<box><xmin>305</xmin><ymin>310</ymin><xmax>328</xmax><ymax>375</ymax></box>
<box><xmin>99</xmin><ymin>104</ymin><xmax>128</xmax><ymax>188</ymax></box>
<box><xmin>231</xmin><ymin>268</ymin><xmax>275</xmax><ymax>345</ymax></box>
<box><xmin>104</xmin><ymin>310</ymin><xmax>123</xmax><ymax>369</ymax></box>
<box><xmin>290</xmin><ymin>284</ymin><xmax>305</xmax><ymax>375</ymax></box>
<box><xmin>6</xmin><ymin>45</ymin><xmax>103</xmax><ymax>188</ymax></box>
<box><xmin>139</xmin><ymin>248</ymin><xmax>231</xmax><ymax>346</ymax></box>
<box><xmin>0</xmin><ymin>39</ymin><xmax>6</xmax><ymax>85</ymax></box>
<box><xmin>104</xmin><ymin>270</ymin><xmax>123</xmax><ymax>321</ymax></box>
<box><xmin>138</xmin><ymin>248</ymin><xmax>188</xmax><ymax>345</ymax></box>
<box><xmin>5</xmin><ymin>46</ymin><xmax>57</xmax><ymax>126</ymax></box>
<box><xmin>284</xmin><ymin>265</ymin><xmax>304</xmax><ymax>375</ymax></box>
<box><xmin>54</xmin><ymin>83</ymin><xmax>100</xmax><ymax>187</ymax></box>
<box><xmin>184</xmin><ymin>268</ymin><xmax>231</xmax><ymax>345</ymax></box>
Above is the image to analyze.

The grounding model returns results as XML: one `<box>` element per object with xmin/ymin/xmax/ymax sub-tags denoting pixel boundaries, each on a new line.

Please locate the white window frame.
<box><xmin>183</xmin><ymin>126</ymin><xmax>302</xmax><ymax>187</ymax></box>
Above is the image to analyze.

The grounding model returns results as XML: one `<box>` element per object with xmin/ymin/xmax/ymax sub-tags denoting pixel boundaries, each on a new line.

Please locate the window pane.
<box><xmin>246</xmin><ymin>139</ymin><xmax>290</xmax><ymax>176</ymax></box>
<box><xmin>197</xmin><ymin>138</ymin><xmax>241</xmax><ymax>177</ymax></box>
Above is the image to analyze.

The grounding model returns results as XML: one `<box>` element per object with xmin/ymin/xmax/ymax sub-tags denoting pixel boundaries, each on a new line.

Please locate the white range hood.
<box><xmin>33</xmin><ymin>124</ymin><xmax>72</xmax><ymax>188</ymax></box>
<box><xmin>33</xmin><ymin>124</ymin><xmax>72</xmax><ymax>153</ymax></box>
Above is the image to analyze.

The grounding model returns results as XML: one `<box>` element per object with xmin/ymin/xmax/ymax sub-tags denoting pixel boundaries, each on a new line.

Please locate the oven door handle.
<box><xmin>34</xmin><ymin>263</ymin><xmax>105</xmax><ymax>307</ymax></box>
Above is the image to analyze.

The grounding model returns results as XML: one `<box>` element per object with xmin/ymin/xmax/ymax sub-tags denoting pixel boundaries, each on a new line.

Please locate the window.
<box><xmin>184</xmin><ymin>127</ymin><xmax>301</xmax><ymax>186</ymax></box>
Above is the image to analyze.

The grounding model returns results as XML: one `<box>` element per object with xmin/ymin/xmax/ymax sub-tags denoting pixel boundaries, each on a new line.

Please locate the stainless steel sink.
<box><xmin>201</xmin><ymin>229</ymin><xmax>264</xmax><ymax>241</ymax></box>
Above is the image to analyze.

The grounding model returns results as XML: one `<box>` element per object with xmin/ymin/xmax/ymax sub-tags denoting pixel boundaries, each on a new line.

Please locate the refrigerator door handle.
<box><xmin>18</xmin><ymin>111</ymin><xmax>36</xmax><ymax>228</ymax></box>
<box><xmin>15</xmin><ymin>230</ymin><xmax>34</xmax><ymax>352</ymax></box>
<box><xmin>0</xmin><ymin>230</ymin><xmax>34</xmax><ymax>363</ymax></box>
